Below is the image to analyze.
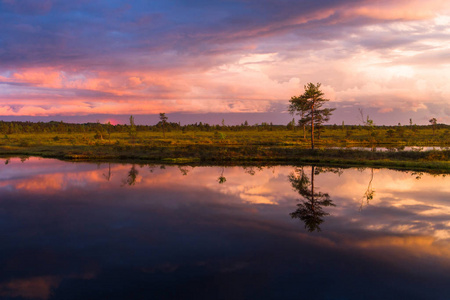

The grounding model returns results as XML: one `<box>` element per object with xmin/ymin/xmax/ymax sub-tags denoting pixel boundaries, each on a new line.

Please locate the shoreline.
<box><xmin>1</xmin><ymin>145</ymin><xmax>449</xmax><ymax>173</ymax></box>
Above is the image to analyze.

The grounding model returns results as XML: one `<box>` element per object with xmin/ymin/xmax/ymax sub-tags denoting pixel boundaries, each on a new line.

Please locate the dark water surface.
<box><xmin>0</xmin><ymin>158</ymin><xmax>449</xmax><ymax>299</ymax></box>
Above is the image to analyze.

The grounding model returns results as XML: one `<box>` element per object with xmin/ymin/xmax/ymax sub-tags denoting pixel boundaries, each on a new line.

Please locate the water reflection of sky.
<box><xmin>0</xmin><ymin>158</ymin><xmax>449</xmax><ymax>299</ymax></box>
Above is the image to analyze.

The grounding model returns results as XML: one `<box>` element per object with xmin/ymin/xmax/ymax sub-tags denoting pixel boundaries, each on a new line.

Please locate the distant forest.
<box><xmin>0</xmin><ymin>120</ymin><xmax>448</xmax><ymax>135</ymax></box>
<box><xmin>1</xmin><ymin>120</ymin><xmax>449</xmax><ymax>135</ymax></box>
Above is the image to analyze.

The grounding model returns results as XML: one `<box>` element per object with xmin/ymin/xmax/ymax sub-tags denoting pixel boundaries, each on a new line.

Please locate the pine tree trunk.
<box><xmin>311</xmin><ymin>103</ymin><xmax>315</xmax><ymax>150</ymax></box>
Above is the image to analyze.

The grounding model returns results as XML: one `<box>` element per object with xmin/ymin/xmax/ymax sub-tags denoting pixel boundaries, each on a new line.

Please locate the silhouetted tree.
<box><xmin>358</xmin><ymin>108</ymin><xmax>374</xmax><ymax>127</ymax></box>
<box><xmin>429</xmin><ymin>117</ymin><xmax>437</xmax><ymax>136</ymax></box>
<box><xmin>106</xmin><ymin>121</ymin><xmax>112</xmax><ymax>144</ymax></box>
<box><xmin>287</xmin><ymin>118</ymin><xmax>295</xmax><ymax>131</ymax></box>
<box><xmin>128</xmin><ymin>115</ymin><xmax>137</xmax><ymax>144</ymax></box>
<box><xmin>289</xmin><ymin>83</ymin><xmax>335</xmax><ymax>149</ymax></box>
<box><xmin>160</xmin><ymin>113</ymin><xmax>168</xmax><ymax>138</ymax></box>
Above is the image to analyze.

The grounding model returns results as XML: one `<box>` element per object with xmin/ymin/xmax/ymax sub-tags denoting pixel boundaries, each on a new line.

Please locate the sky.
<box><xmin>0</xmin><ymin>0</ymin><xmax>449</xmax><ymax>125</ymax></box>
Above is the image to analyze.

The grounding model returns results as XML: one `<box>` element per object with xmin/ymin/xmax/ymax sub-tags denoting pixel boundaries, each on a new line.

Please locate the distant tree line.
<box><xmin>0</xmin><ymin>119</ymin><xmax>447</xmax><ymax>135</ymax></box>
<box><xmin>0</xmin><ymin>119</ymin><xmax>282</xmax><ymax>134</ymax></box>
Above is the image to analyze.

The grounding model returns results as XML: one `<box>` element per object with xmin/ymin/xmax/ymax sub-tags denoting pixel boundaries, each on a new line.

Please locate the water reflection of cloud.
<box><xmin>2</xmin><ymin>160</ymin><xmax>449</xmax><ymax>225</ymax></box>
<box><xmin>355</xmin><ymin>235</ymin><xmax>450</xmax><ymax>259</ymax></box>
<box><xmin>0</xmin><ymin>271</ymin><xmax>98</xmax><ymax>300</ymax></box>
<box><xmin>310</xmin><ymin>168</ymin><xmax>450</xmax><ymax>239</ymax></box>
<box><xmin>1</xmin><ymin>160</ymin><xmax>292</xmax><ymax>205</ymax></box>
<box><xmin>1</xmin><ymin>160</ymin><xmax>449</xmax><ymax>238</ymax></box>
<box><xmin>1</xmin><ymin>159</ymin><xmax>450</xmax><ymax>298</ymax></box>
<box><xmin>0</xmin><ymin>276</ymin><xmax>60</xmax><ymax>300</ymax></box>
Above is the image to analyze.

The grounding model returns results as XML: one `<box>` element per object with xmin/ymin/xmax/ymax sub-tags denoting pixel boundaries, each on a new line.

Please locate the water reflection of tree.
<box><xmin>289</xmin><ymin>166</ymin><xmax>336</xmax><ymax>232</ymax></box>
<box><xmin>360</xmin><ymin>168</ymin><xmax>375</xmax><ymax>211</ymax></box>
<box><xmin>242</xmin><ymin>166</ymin><xmax>263</xmax><ymax>176</ymax></box>
<box><xmin>122</xmin><ymin>164</ymin><xmax>139</xmax><ymax>186</ymax></box>
<box><xmin>178</xmin><ymin>166</ymin><xmax>191</xmax><ymax>176</ymax></box>
<box><xmin>410</xmin><ymin>170</ymin><xmax>446</xmax><ymax>180</ymax></box>
<box><xmin>103</xmin><ymin>163</ymin><xmax>112</xmax><ymax>181</ymax></box>
<box><xmin>218</xmin><ymin>167</ymin><xmax>226</xmax><ymax>184</ymax></box>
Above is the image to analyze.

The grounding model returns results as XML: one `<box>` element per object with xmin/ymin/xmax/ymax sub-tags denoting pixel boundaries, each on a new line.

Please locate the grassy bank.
<box><xmin>0</xmin><ymin>130</ymin><xmax>448</xmax><ymax>172</ymax></box>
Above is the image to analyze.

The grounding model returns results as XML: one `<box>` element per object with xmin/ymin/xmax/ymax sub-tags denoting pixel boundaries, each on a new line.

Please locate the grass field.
<box><xmin>0</xmin><ymin>124</ymin><xmax>449</xmax><ymax>172</ymax></box>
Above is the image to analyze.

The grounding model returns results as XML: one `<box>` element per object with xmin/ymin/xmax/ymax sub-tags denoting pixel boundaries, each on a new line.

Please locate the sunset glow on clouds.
<box><xmin>1</xmin><ymin>0</ymin><xmax>449</xmax><ymax>124</ymax></box>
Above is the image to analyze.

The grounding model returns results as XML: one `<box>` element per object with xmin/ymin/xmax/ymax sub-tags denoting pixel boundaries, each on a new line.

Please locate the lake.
<box><xmin>0</xmin><ymin>157</ymin><xmax>449</xmax><ymax>299</ymax></box>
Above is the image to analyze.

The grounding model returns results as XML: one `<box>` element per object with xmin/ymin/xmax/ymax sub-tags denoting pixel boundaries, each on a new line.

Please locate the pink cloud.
<box><xmin>1</xmin><ymin>1</ymin><xmax>449</xmax><ymax>124</ymax></box>
<box><xmin>12</xmin><ymin>69</ymin><xmax>61</xmax><ymax>88</ymax></box>
<box><xmin>378</xmin><ymin>107</ymin><xmax>394</xmax><ymax>113</ymax></box>
<box><xmin>345</xmin><ymin>0</ymin><xmax>448</xmax><ymax>21</ymax></box>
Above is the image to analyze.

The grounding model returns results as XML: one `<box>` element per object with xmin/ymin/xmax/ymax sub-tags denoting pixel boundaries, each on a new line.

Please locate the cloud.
<box><xmin>378</xmin><ymin>107</ymin><xmax>394</xmax><ymax>113</ymax></box>
<box><xmin>0</xmin><ymin>0</ymin><xmax>449</xmax><ymax>123</ymax></box>
<box><xmin>1</xmin><ymin>0</ymin><xmax>53</xmax><ymax>15</ymax></box>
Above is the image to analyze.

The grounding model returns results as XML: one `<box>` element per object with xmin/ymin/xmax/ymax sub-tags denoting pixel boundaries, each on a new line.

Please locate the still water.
<box><xmin>0</xmin><ymin>157</ymin><xmax>449</xmax><ymax>299</ymax></box>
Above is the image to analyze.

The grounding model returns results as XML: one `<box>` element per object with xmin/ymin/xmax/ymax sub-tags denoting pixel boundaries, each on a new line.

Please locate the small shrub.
<box><xmin>94</xmin><ymin>132</ymin><xmax>103</xmax><ymax>140</ymax></box>
<box><xmin>386</xmin><ymin>129</ymin><xmax>395</xmax><ymax>138</ymax></box>
<box><xmin>214</xmin><ymin>131</ymin><xmax>225</xmax><ymax>140</ymax></box>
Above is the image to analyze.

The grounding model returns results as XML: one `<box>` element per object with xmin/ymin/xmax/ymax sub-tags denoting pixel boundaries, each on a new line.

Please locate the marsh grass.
<box><xmin>0</xmin><ymin>126</ymin><xmax>449</xmax><ymax>171</ymax></box>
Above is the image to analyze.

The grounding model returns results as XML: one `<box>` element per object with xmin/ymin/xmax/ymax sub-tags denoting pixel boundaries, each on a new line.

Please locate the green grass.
<box><xmin>0</xmin><ymin>127</ymin><xmax>449</xmax><ymax>172</ymax></box>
